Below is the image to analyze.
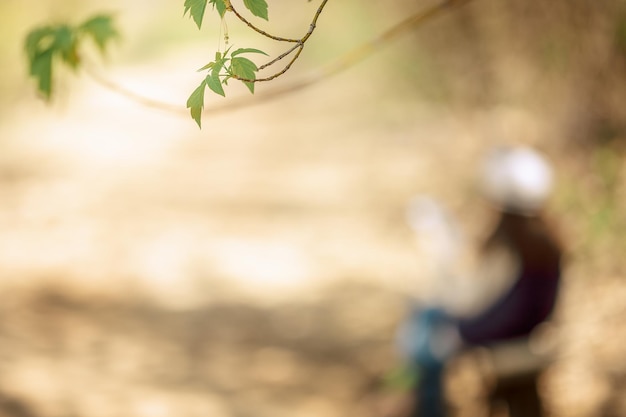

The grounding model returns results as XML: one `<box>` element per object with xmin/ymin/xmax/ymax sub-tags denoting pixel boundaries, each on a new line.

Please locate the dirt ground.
<box><xmin>1</xmin><ymin>1</ymin><xmax>626</xmax><ymax>416</ymax></box>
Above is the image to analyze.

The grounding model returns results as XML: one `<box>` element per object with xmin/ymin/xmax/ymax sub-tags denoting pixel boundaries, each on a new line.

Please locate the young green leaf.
<box><xmin>79</xmin><ymin>15</ymin><xmax>119</xmax><ymax>52</ymax></box>
<box><xmin>186</xmin><ymin>79</ymin><xmax>207</xmax><ymax>128</ymax></box>
<box><xmin>230</xmin><ymin>57</ymin><xmax>258</xmax><ymax>77</ymax></box>
<box><xmin>211</xmin><ymin>52</ymin><xmax>228</xmax><ymax>75</ymax></box>
<box><xmin>25</xmin><ymin>27</ymin><xmax>56</xmax><ymax>62</ymax></box>
<box><xmin>24</xmin><ymin>26</ymin><xmax>58</xmax><ymax>99</ymax></box>
<box><xmin>197</xmin><ymin>61</ymin><xmax>214</xmax><ymax>72</ymax></box>
<box><xmin>231</xmin><ymin>48</ymin><xmax>268</xmax><ymax>57</ymax></box>
<box><xmin>184</xmin><ymin>0</ymin><xmax>209</xmax><ymax>29</ymax></box>
<box><xmin>230</xmin><ymin>56</ymin><xmax>257</xmax><ymax>93</ymax></box>
<box><xmin>60</xmin><ymin>42</ymin><xmax>80</xmax><ymax>68</ymax></box>
<box><xmin>206</xmin><ymin>72</ymin><xmax>225</xmax><ymax>96</ymax></box>
<box><xmin>53</xmin><ymin>25</ymin><xmax>73</xmax><ymax>47</ymax></box>
<box><xmin>207</xmin><ymin>56</ymin><xmax>227</xmax><ymax>97</ymax></box>
<box><xmin>243</xmin><ymin>0</ymin><xmax>269</xmax><ymax>20</ymax></box>
<box><xmin>54</xmin><ymin>25</ymin><xmax>80</xmax><ymax>68</ymax></box>
<box><xmin>30</xmin><ymin>49</ymin><xmax>54</xmax><ymax>99</ymax></box>
<box><xmin>209</xmin><ymin>0</ymin><xmax>228</xmax><ymax>18</ymax></box>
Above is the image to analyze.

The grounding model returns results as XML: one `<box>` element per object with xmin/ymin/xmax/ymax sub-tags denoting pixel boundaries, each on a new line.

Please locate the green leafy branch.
<box><xmin>184</xmin><ymin>0</ymin><xmax>329</xmax><ymax>127</ymax></box>
<box><xmin>25</xmin><ymin>15</ymin><xmax>119</xmax><ymax>100</ymax></box>
<box><xmin>23</xmin><ymin>0</ymin><xmax>472</xmax><ymax>128</ymax></box>
<box><xmin>186</xmin><ymin>46</ymin><xmax>269</xmax><ymax>124</ymax></box>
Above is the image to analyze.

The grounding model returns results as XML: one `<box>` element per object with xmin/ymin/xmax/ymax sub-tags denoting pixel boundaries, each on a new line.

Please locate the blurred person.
<box><xmin>397</xmin><ymin>146</ymin><xmax>563</xmax><ymax>417</ymax></box>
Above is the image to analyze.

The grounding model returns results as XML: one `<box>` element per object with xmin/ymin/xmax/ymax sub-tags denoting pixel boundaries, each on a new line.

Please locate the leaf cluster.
<box><xmin>183</xmin><ymin>0</ymin><xmax>328</xmax><ymax>128</ymax></box>
<box><xmin>184</xmin><ymin>0</ymin><xmax>273</xmax><ymax>128</ymax></box>
<box><xmin>184</xmin><ymin>0</ymin><xmax>269</xmax><ymax>29</ymax></box>
<box><xmin>24</xmin><ymin>0</ymin><xmax>328</xmax><ymax>129</ymax></box>
<box><xmin>187</xmin><ymin>47</ymin><xmax>268</xmax><ymax>127</ymax></box>
<box><xmin>25</xmin><ymin>15</ymin><xmax>119</xmax><ymax>100</ymax></box>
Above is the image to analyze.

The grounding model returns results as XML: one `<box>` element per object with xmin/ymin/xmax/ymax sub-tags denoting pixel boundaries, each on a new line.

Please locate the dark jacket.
<box><xmin>458</xmin><ymin>212</ymin><xmax>562</xmax><ymax>345</ymax></box>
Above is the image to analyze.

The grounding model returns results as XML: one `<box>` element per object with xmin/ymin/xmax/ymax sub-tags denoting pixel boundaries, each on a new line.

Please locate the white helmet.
<box><xmin>481</xmin><ymin>146</ymin><xmax>554</xmax><ymax>215</ymax></box>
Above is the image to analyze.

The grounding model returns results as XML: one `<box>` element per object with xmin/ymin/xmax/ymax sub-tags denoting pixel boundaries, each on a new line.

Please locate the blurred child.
<box><xmin>398</xmin><ymin>146</ymin><xmax>563</xmax><ymax>417</ymax></box>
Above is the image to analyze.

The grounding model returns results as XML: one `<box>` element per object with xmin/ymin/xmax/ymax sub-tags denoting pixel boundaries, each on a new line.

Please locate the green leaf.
<box><xmin>212</xmin><ymin>54</ymin><xmax>228</xmax><ymax>74</ymax></box>
<box><xmin>54</xmin><ymin>25</ymin><xmax>80</xmax><ymax>68</ymax></box>
<box><xmin>243</xmin><ymin>0</ymin><xmax>269</xmax><ymax>20</ymax></box>
<box><xmin>199</xmin><ymin>52</ymin><xmax>229</xmax><ymax>95</ymax></box>
<box><xmin>184</xmin><ymin>0</ymin><xmax>209</xmax><ymax>29</ymax></box>
<box><xmin>79</xmin><ymin>14</ymin><xmax>119</xmax><ymax>52</ymax></box>
<box><xmin>24</xmin><ymin>26</ymin><xmax>58</xmax><ymax>99</ymax></box>
<box><xmin>60</xmin><ymin>42</ymin><xmax>80</xmax><ymax>68</ymax></box>
<box><xmin>25</xmin><ymin>14</ymin><xmax>117</xmax><ymax>101</ymax></box>
<box><xmin>24</xmin><ymin>27</ymin><xmax>55</xmax><ymax>62</ymax></box>
<box><xmin>206</xmin><ymin>72</ymin><xmax>225</xmax><ymax>96</ymax></box>
<box><xmin>231</xmin><ymin>47</ymin><xmax>268</xmax><ymax>57</ymax></box>
<box><xmin>219</xmin><ymin>45</ymin><xmax>233</xmax><ymax>60</ymax></box>
<box><xmin>209</xmin><ymin>0</ymin><xmax>228</xmax><ymax>18</ymax></box>
<box><xmin>231</xmin><ymin>57</ymin><xmax>258</xmax><ymax>76</ymax></box>
<box><xmin>186</xmin><ymin>80</ymin><xmax>206</xmax><ymax>128</ymax></box>
<box><xmin>230</xmin><ymin>56</ymin><xmax>257</xmax><ymax>93</ymax></box>
<box><xmin>197</xmin><ymin>61</ymin><xmax>214</xmax><ymax>71</ymax></box>
<box><xmin>53</xmin><ymin>25</ymin><xmax>74</xmax><ymax>50</ymax></box>
<box><xmin>30</xmin><ymin>49</ymin><xmax>54</xmax><ymax>100</ymax></box>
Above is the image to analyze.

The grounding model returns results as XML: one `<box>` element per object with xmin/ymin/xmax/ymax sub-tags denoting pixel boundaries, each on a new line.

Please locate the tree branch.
<box><xmin>83</xmin><ymin>0</ymin><xmax>473</xmax><ymax>117</ymax></box>
<box><xmin>227</xmin><ymin>3</ymin><xmax>299</xmax><ymax>43</ymax></box>
<box><xmin>258</xmin><ymin>43</ymin><xmax>302</xmax><ymax>70</ymax></box>
<box><xmin>227</xmin><ymin>0</ymin><xmax>330</xmax><ymax>83</ymax></box>
<box><xmin>209</xmin><ymin>0</ymin><xmax>473</xmax><ymax>110</ymax></box>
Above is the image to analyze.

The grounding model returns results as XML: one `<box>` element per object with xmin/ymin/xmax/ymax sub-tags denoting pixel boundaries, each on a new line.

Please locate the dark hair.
<box><xmin>484</xmin><ymin>211</ymin><xmax>562</xmax><ymax>272</ymax></box>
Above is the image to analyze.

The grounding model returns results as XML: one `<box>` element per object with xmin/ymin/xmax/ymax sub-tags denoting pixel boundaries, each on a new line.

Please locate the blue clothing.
<box><xmin>406</xmin><ymin>212</ymin><xmax>562</xmax><ymax>417</ymax></box>
<box><xmin>412</xmin><ymin>359</ymin><xmax>446</xmax><ymax>417</ymax></box>
<box><xmin>402</xmin><ymin>307</ymin><xmax>454</xmax><ymax>417</ymax></box>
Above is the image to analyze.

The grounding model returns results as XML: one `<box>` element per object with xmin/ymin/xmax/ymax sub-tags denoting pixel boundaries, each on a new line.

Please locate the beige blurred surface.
<box><xmin>0</xmin><ymin>0</ymin><xmax>625</xmax><ymax>416</ymax></box>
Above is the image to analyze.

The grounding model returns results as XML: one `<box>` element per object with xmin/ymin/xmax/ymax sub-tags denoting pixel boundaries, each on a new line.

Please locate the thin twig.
<box><xmin>227</xmin><ymin>3</ymin><xmax>299</xmax><ymax>43</ymax></box>
<box><xmin>259</xmin><ymin>43</ymin><xmax>301</xmax><ymax>70</ymax></box>
<box><xmin>207</xmin><ymin>0</ymin><xmax>473</xmax><ymax>112</ymax></box>
<box><xmin>230</xmin><ymin>44</ymin><xmax>304</xmax><ymax>83</ymax></box>
<box><xmin>229</xmin><ymin>0</ymin><xmax>330</xmax><ymax>82</ymax></box>
<box><xmin>256</xmin><ymin>44</ymin><xmax>305</xmax><ymax>81</ymax></box>
<box><xmin>83</xmin><ymin>62</ymin><xmax>186</xmax><ymax>114</ymax></box>
<box><xmin>301</xmin><ymin>0</ymin><xmax>329</xmax><ymax>43</ymax></box>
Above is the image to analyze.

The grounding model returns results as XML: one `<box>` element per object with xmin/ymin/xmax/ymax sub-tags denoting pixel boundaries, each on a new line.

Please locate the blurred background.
<box><xmin>0</xmin><ymin>0</ymin><xmax>625</xmax><ymax>416</ymax></box>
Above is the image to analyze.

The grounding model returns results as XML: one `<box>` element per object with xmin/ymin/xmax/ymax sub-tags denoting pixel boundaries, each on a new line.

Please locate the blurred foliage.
<box><xmin>24</xmin><ymin>14</ymin><xmax>118</xmax><ymax>99</ymax></box>
<box><xmin>22</xmin><ymin>0</ymin><xmax>330</xmax><ymax>128</ymax></box>
<box><xmin>394</xmin><ymin>0</ymin><xmax>626</xmax><ymax>146</ymax></box>
<box><xmin>382</xmin><ymin>0</ymin><xmax>626</xmax><ymax>276</ymax></box>
<box><xmin>558</xmin><ymin>144</ymin><xmax>626</xmax><ymax>275</ymax></box>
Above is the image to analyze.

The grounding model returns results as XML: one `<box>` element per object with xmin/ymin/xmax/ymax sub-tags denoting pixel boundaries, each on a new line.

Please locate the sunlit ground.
<box><xmin>0</xmin><ymin>0</ymin><xmax>625</xmax><ymax>416</ymax></box>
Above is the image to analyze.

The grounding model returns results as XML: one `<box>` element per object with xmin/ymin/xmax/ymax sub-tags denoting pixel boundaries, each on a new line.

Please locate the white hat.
<box><xmin>481</xmin><ymin>146</ymin><xmax>554</xmax><ymax>215</ymax></box>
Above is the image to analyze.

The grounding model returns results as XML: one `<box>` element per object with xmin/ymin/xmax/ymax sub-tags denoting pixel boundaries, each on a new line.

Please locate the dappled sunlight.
<box><xmin>208</xmin><ymin>238</ymin><xmax>319</xmax><ymax>297</ymax></box>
